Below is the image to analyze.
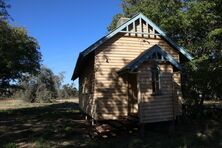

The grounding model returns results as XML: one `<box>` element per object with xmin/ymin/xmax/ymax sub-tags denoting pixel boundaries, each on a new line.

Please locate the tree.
<box><xmin>18</xmin><ymin>67</ymin><xmax>78</xmax><ymax>102</ymax></box>
<box><xmin>0</xmin><ymin>22</ymin><xmax>42</xmax><ymax>94</ymax></box>
<box><xmin>108</xmin><ymin>0</ymin><xmax>183</xmax><ymax>33</ymax></box>
<box><xmin>107</xmin><ymin>13</ymin><xmax>124</xmax><ymax>31</ymax></box>
<box><xmin>19</xmin><ymin>67</ymin><xmax>59</xmax><ymax>102</ymax></box>
<box><xmin>109</xmin><ymin>0</ymin><xmax>221</xmax><ymax>52</ymax></box>
<box><xmin>60</xmin><ymin>83</ymin><xmax>78</xmax><ymax>99</ymax></box>
<box><xmin>0</xmin><ymin>0</ymin><xmax>42</xmax><ymax>96</ymax></box>
<box><xmin>35</xmin><ymin>67</ymin><xmax>58</xmax><ymax>101</ymax></box>
<box><xmin>0</xmin><ymin>0</ymin><xmax>10</xmax><ymax>21</ymax></box>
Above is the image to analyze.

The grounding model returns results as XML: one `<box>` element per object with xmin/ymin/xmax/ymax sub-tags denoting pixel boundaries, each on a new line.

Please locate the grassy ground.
<box><xmin>0</xmin><ymin>99</ymin><xmax>222</xmax><ymax>148</ymax></box>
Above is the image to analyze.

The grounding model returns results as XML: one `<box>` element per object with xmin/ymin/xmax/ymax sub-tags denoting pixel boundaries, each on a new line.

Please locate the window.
<box><xmin>151</xmin><ymin>66</ymin><xmax>161</xmax><ymax>95</ymax></box>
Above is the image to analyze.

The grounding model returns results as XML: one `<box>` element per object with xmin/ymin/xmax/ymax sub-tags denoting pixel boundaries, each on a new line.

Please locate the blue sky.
<box><xmin>8</xmin><ymin>0</ymin><xmax>122</xmax><ymax>86</ymax></box>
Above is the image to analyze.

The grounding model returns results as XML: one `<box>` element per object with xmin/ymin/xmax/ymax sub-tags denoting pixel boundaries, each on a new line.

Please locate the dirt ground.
<box><xmin>0</xmin><ymin>99</ymin><xmax>91</xmax><ymax>147</ymax></box>
<box><xmin>0</xmin><ymin>98</ymin><xmax>222</xmax><ymax>148</ymax></box>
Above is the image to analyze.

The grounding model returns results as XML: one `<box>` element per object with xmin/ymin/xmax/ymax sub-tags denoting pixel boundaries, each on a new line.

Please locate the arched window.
<box><xmin>151</xmin><ymin>66</ymin><xmax>160</xmax><ymax>94</ymax></box>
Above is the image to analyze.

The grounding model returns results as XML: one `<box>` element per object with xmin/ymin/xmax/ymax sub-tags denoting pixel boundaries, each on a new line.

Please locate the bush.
<box><xmin>59</xmin><ymin>83</ymin><xmax>78</xmax><ymax>99</ymax></box>
<box><xmin>3</xmin><ymin>142</ymin><xmax>17</xmax><ymax>148</ymax></box>
<box><xmin>15</xmin><ymin>67</ymin><xmax>58</xmax><ymax>102</ymax></box>
<box><xmin>36</xmin><ymin>90</ymin><xmax>55</xmax><ymax>103</ymax></box>
<box><xmin>13</xmin><ymin>67</ymin><xmax>78</xmax><ymax>102</ymax></box>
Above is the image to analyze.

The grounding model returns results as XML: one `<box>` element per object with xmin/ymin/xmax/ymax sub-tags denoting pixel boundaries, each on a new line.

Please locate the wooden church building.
<box><xmin>72</xmin><ymin>13</ymin><xmax>192</xmax><ymax>123</ymax></box>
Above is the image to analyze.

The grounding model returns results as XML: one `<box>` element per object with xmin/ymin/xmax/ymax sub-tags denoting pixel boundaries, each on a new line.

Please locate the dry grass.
<box><xmin>56</xmin><ymin>97</ymin><xmax>79</xmax><ymax>103</ymax></box>
<box><xmin>0</xmin><ymin>99</ymin><xmax>90</xmax><ymax>148</ymax></box>
<box><xmin>0</xmin><ymin>99</ymin><xmax>50</xmax><ymax>110</ymax></box>
<box><xmin>0</xmin><ymin>98</ymin><xmax>78</xmax><ymax>110</ymax></box>
<box><xmin>204</xmin><ymin>100</ymin><xmax>222</xmax><ymax>106</ymax></box>
<box><xmin>0</xmin><ymin>98</ymin><xmax>222</xmax><ymax>148</ymax></box>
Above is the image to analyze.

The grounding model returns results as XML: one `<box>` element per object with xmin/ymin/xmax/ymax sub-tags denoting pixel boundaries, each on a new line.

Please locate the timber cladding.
<box><xmin>93</xmin><ymin>33</ymin><xmax>180</xmax><ymax>120</ymax></box>
<box><xmin>138</xmin><ymin>63</ymin><xmax>174</xmax><ymax>123</ymax></box>
<box><xmin>78</xmin><ymin>54</ymin><xmax>95</xmax><ymax>117</ymax></box>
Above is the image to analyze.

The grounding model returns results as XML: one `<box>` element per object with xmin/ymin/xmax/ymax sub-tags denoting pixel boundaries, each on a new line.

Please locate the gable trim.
<box><xmin>118</xmin><ymin>45</ymin><xmax>182</xmax><ymax>74</ymax></box>
<box><xmin>81</xmin><ymin>14</ymin><xmax>144</xmax><ymax>57</ymax></box>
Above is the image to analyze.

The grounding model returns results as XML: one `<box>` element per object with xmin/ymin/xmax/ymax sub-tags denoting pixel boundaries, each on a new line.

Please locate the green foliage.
<box><xmin>2</xmin><ymin>142</ymin><xmax>17</xmax><ymax>148</ymax></box>
<box><xmin>34</xmin><ymin>138</ymin><xmax>50</xmax><ymax>148</ymax></box>
<box><xmin>0</xmin><ymin>22</ymin><xmax>41</xmax><ymax>92</ymax></box>
<box><xmin>109</xmin><ymin>0</ymin><xmax>221</xmax><ymax>53</ymax></box>
<box><xmin>107</xmin><ymin>13</ymin><xmax>124</xmax><ymax>31</ymax></box>
<box><xmin>108</xmin><ymin>0</ymin><xmax>183</xmax><ymax>33</ymax></box>
<box><xmin>16</xmin><ymin>67</ymin><xmax>78</xmax><ymax>102</ymax></box>
<box><xmin>182</xmin><ymin>56</ymin><xmax>222</xmax><ymax>115</ymax></box>
<box><xmin>60</xmin><ymin>83</ymin><xmax>78</xmax><ymax>99</ymax></box>
<box><xmin>0</xmin><ymin>0</ymin><xmax>42</xmax><ymax>96</ymax></box>
<box><xmin>19</xmin><ymin>67</ymin><xmax>58</xmax><ymax>102</ymax></box>
<box><xmin>36</xmin><ymin>67</ymin><xmax>58</xmax><ymax>101</ymax></box>
<box><xmin>0</xmin><ymin>0</ymin><xmax>10</xmax><ymax>21</ymax></box>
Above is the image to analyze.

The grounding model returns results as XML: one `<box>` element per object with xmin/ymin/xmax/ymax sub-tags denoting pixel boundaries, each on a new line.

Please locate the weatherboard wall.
<box><xmin>78</xmin><ymin>55</ymin><xmax>95</xmax><ymax>117</ymax></box>
<box><xmin>138</xmin><ymin>62</ymin><xmax>174</xmax><ymax>123</ymax></box>
<box><xmin>93</xmin><ymin>20</ymin><xmax>181</xmax><ymax>119</ymax></box>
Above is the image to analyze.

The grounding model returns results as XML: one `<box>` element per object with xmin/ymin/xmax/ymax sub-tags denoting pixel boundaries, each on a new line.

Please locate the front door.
<box><xmin>127</xmin><ymin>74</ymin><xmax>138</xmax><ymax>115</ymax></box>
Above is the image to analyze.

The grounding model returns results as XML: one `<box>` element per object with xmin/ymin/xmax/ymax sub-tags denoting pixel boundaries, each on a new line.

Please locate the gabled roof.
<box><xmin>72</xmin><ymin>13</ymin><xmax>192</xmax><ymax>80</ymax></box>
<box><xmin>118</xmin><ymin>45</ymin><xmax>182</xmax><ymax>74</ymax></box>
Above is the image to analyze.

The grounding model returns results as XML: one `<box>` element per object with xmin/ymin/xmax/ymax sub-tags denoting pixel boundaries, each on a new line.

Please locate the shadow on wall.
<box><xmin>91</xmin><ymin>33</ymin><xmax>181</xmax><ymax>120</ymax></box>
<box><xmin>95</xmin><ymin>67</ymin><xmax>128</xmax><ymax>119</ymax></box>
<box><xmin>93</xmin><ymin>34</ymin><xmax>131</xmax><ymax>119</ymax></box>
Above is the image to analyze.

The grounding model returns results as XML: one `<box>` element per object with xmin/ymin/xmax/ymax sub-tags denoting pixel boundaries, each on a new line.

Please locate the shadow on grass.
<box><xmin>90</xmin><ymin>116</ymin><xmax>222</xmax><ymax>148</ymax></box>
<box><xmin>0</xmin><ymin>102</ymin><xmax>91</xmax><ymax>147</ymax></box>
<box><xmin>0</xmin><ymin>102</ymin><xmax>222</xmax><ymax>148</ymax></box>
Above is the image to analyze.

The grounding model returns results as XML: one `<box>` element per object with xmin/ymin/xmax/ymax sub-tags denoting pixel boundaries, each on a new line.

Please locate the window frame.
<box><xmin>151</xmin><ymin>65</ymin><xmax>161</xmax><ymax>95</ymax></box>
